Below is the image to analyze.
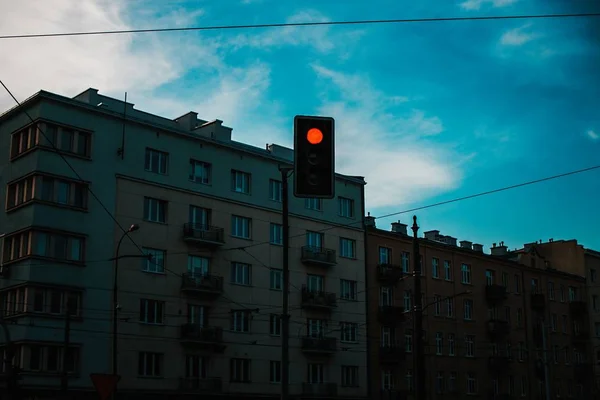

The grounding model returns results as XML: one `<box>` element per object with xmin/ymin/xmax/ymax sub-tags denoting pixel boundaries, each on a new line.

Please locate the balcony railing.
<box><xmin>301</xmin><ymin>287</ymin><xmax>337</xmax><ymax>310</ymax></box>
<box><xmin>180</xmin><ymin>324</ymin><xmax>223</xmax><ymax>343</ymax></box>
<box><xmin>378</xmin><ymin>306</ymin><xmax>404</xmax><ymax>325</ymax></box>
<box><xmin>379</xmin><ymin>344</ymin><xmax>405</xmax><ymax>363</ymax></box>
<box><xmin>377</xmin><ymin>264</ymin><xmax>403</xmax><ymax>283</ymax></box>
<box><xmin>301</xmin><ymin>336</ymin><xmax>337</xmax><ymax>354</ymax></box>
<box><xmin>574</xmin><ymin>363</ymin><xmax>594</xmax><ymax>382</ymax></box>
<box><xmin>530</xmin><ymin>293</ymin><xmax>546</xmax><ymax>311</ymax></box>
<box><xmin>569</xmin><ymin>300</ymin><xmax>587</xmax><ymax>316</ymax></box>
<box><xmin>487</xmin><ymin>319</ymin><xmax>510</xmax><ymax>338</ymax></box>
<box><xmin>572</xmin><ymin>330</ymin><xmax>589</xmax><ymax>346</ymax></box>
<box><xmin>181</xmin><ymin>273</ymin><xmax>223</xmax><ymax>296</ymax></box>
<box><xmin>183</xmin><ymin>223</ymin><xmax>225</xmax><ymax>246</ymax></box>
<box><xmin>301</xmin><ymin>246</ymin><xmax>337</xmax><ymax>266</ymax></box>
<box><xmin>488</xmin><ymin>356</ymin><xmax>510</xmax><ymax>373</ymax></box>
<box><xmin>485</xmin><ymin>284</ymin><xmax>507</xmax><ymax>304</ymax></box>
<box><xmin>302</xmin><ymin>383</ymin><xmax>337</xmax><ymax>397</ymax></box>
<box><xmin>179</xmin><ymin>377</ymin><xmax>222</xmax><ymax>392</ymax></box>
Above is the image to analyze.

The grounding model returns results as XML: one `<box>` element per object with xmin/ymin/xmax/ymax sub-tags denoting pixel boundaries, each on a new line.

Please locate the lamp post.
<box><xmin>112</xmin><ymin>224</ymin><xmax>139</xmax><ymax>391</ymax></box>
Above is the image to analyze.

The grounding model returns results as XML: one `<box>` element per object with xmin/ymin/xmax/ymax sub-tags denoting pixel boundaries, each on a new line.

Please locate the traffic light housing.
<box><xmin>293</xmin><ymin>115</ymin><xmax>335</xmax><ymax>199</ymax></box>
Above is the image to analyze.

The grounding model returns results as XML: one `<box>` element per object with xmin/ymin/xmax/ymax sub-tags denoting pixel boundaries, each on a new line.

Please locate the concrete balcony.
<box><xmin>530</xmin><ymin>293</ymin><xmax>546</xmax><ymax>311</ymax></box>
<box><xmin>569</xmin><ymin>300</ymin><xmax>587</xmax><ymax>316</ymax></box>
<box><xmin>378</xmin><ymin>306</ymin><xmax>404</xmax><ymax>325</ymax></box>
<box><xmin>301</xmin><ymin>287</ymin><xmax>337</xmax><ymax>310</ymax></box>
<box><xmin>179</xmin><ymin>377</ymin><xmax>222</xmax><ymax>393</ymax></box>
<box><xmin>180</xmin><ymin>324</ymin><xmax>225</xmax><ymax>352</ymax></box>
<box><xmin>379</xmin><ymin>344</ymin><xmax>405</xmax><ymax>364</ymax></box>
<box><xmin>487</xmin><ymin>319</ymin><xmax>510</xmax><ymax>339</ymax></box>
<box><xmin>301</xmin><ymin>336</ymin><xmax>337</xmax><ymax>355</ymax></box>
<box><xmin>572</xmin><ymin>330</ymin><xmax>589</xmax><ymax>347</ymax></box>
<box><xmin>301</xmin><ymin>246</ymin><xmax>337</xmax><ymax>267</ymax></box>
<box><xmin>377</xmin><ymin>264</ymin><xmax>404</xmax><ymax>284</ymax></box>
<box><xmin>488</xmin><ymin>356</ymin><xmax>510</xmax><ymax>374</ymax></box>
<box><xmin>181</xmin><ymin>273</ymin><xmax>223</xmax><ymax>297</ymax></box>
<box><xmin>302</xmin><ymin>383</ymin><xmax>337</xmax><ymax>397</ymax></box>
<box><xmin>574</xmin><ymin>363</ymin><xmax>594</xmax><ymax>383</ymax></box>
<box><xmin>485</xmin><ymin>284</ymin><xmax>507</xmax><ymax>304</ymax></box>
<box><xmin>182</xmin><ymin>223</ymin><xmax>225</xmax><ymax>247</ymax></box>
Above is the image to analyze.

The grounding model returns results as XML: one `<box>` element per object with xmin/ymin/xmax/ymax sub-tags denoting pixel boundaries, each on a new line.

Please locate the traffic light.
<box><xmin>293</xmin><ymin>115</ymin><xmax>335</xmax><ymax>199</ymax></box>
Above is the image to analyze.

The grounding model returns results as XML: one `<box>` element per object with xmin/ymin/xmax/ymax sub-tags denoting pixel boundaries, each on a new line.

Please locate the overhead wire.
<box><xmin>0</xmin><ymin>13</ymin><xmax>598</xmax><ymax>40</ymax></box>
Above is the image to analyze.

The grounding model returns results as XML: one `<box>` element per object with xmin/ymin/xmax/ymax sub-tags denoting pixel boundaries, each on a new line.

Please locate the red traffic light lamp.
<box><xmin>293</xmin><ymin>115</ymin><xmax>335</xmax><ymax>199</ymax></box>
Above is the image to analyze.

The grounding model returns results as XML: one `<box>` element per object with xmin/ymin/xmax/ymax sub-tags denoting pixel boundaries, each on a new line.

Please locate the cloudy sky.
<box><xmin>1</xmin><ymin>0</ymin><xmax>599</xmax><ymax>250</ymax></box>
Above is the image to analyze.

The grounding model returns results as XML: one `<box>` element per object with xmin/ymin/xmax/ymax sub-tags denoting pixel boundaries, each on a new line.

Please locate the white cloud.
<box><xmin>500</xmin><ymin>24</ymin><xmax>540</xmax><ymax>46</ymax></box>
<box><xmin>460</xmin><ymin>0</ymin><xmax>518</xmax><ymax>10</ymax></box>
<box><xmin>311</xmin><ymin>65</ymin><xmax>464</xmax><ymax>209</ymax></box>
<box><xmin>587</xmin><ymin>130</ymin><xmax>599</xmax><ymax>141</ymax></box>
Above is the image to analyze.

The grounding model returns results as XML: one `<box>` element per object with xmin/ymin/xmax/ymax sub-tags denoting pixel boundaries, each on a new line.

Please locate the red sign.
<box><xmin>90</xmin><ymin>373</ymin><xmax>120</xmax><ymax>400</ymax></box>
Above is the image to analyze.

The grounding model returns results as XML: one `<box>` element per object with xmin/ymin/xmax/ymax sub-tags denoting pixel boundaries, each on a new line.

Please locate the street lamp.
<box><xmin>112</xmin><ymin>224</ymin><xmax>140</xmax><ymax>381</ymax></box>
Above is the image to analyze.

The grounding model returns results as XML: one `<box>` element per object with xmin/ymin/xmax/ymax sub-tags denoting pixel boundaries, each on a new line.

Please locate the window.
<box><xmin>517</xmin><ymin>308</ymin><xmax>523</xmax><ymax>327</ymax></box>
<box><xmin>461</xmin><ymin>264</ymin><xmax>471</xmax><ymax>284</ymax></box>
<box><xmin>502</xmin><ymin>272</ymin><xmax>509</xmax><ymax>290</ymax></box>
<box><xmin>381</xmin><ymin>369</ymin><xmax>394</xmax><ymax>390</ymax></box>
<box><xmin>381</xmin><ymin>327</ymin><xmax>392</xmax><ymax>346</ymax></box>
<box><xmin>436</xmin><ymin>372</ymin><xmax>444</xmax><ymax>394</ymax></box>
<box><xmin>432</xmin><ymin>258</ymin><xmax>439</xmax><ymax>278</ymax></box>
<box><xmin>307</xmin><ymin>363</ymin><xmax>324</xmax><ymax>383</ymax></box>
<box><xmin>231</xmin><ymin>262</ymin><xmax>251</xmax><ymax>285</ymax></box>
<box><xmin>270</xmin><ymin>223</ymin><xmax>282</xmax><ymax>245</ymax></box>
<box><xmin>230</xmin><ymin>358</ymin><xmax>250</xmax><ymax>382</ymax></box>
<box><xmin>448</xmin><ymin>372</ymin><xmax>457</xmax><ymax>392</ymax></box>
<box><xmin>568</xmin><ymin>286</ymin><xmax>577</xmax><ymax>302</ymax></box>
<box><xmin>465</xmin><ymin>335</ymin><xmax>474</xmax><ymax>357</ymax></box>
<box><xmin>340</xmin><ymin>279</ymin><xmax>357</xmax><ymax>301</ymax></box>
<box><xmin>232</xmin><ymin>311</ymin><xmax>250</xmax><ymax>332</ymax></box>
<box><xmin>269</xmin><ymin>179</ymin><xmax>282</xmax><ymax>202</ymax></box>
<box><xmin>380</xmin><ymin>287</ymin><xmax>393</xmax><ymax>306</ymax></box>
<box><xmin>189</xmin><ymin>205</ymin><xmax>211</xmax><ymax>228</ymax></box>
<box><xmin>446</xmin><ymin>298</ymin><xmax>454</xmax><ymax>317</ymax></box>
<box><xmin>305</xmin><ymin>198</ymin><xmax>322</xmax><ymax>211</ymax></box>
<box><xmin>143</xmin><ymin>197</ymin><xmax>166</xmax><ymax>223</ymax></box>
<box><xmin>448</xmin><ymin>334</ymin><xmax>455</xmax><ymax>356</ymax></box>
<box><xmin>405</xmin><ymin>333</ymin><xmax>413</xmax><ymax>352</ymax></box>
<box><xmin>269</xmin><ymin>314</ymin><xmax>281</xmax><ymax>336</ymax></box>
<box><xmin>338</xmin><ymin>197</ymin><xmax>354</xmax><ymax>217</ymax></box>
<box><xmin>562</xmin><ymin>315</ymin><xmax>568</xmax><ymax>333</ymax></box>
<box><xmin>231</xmin><ymin>170</ymin><xmax>251</xmax><ymax>194</ymax></box>
<box><xmin>2</xmin><ymin>287</ymin><xmax>81</xmax><ymax>317</ymax></box>
<box><xmin>7</xmin><ymin>175</ymin><xmax>88</xmax><ymax>211</ymax></box>
<box><xmin>270</xmin><ymin>269</ymin><xmax>282</xmax><ymax>290</ymax></box>
<box><xmin>435</xmin><ymin>332</ymin><xmax>443</xmax><ymax>355</ymax></box>
<box><xmin>464</xmin><ymin>299</ymin><xmax>473</xmax><ymax>320</ymax></box>
<box><xmin>485</xmin><ymin>270</ymin><xmax>495</xmax><ymax>285</ymax></box>
<box><xmin>560</xmin><ymin>285</ymin><xmax>565</xmax><ymax>302</ymax></box>
<box><xmin>142</xmin><ymin>248</ymin><xmax>165</xmax><ymax>273</ymax></box>
<box><xmin>340</xmin><ymin>322</ymin><xmax>358</xmax><ymax>342</ymax></box>
<box><xmin>189</xmin><ymin>159</ymin><xmax>211</xmax><ymax>184</ymax></box>
<box><xmin>341</xmin><ymin>366</ymin><xmax>359</xmax><ymax>387</ymax></box>
<box><xmin>591</xmin><ymin>269</ymin><xmax>597</xmax><ymax>283</ymax></box>
<box><xmin>466</xmin><ymin>373</ymin><xmax>477</xmax><ymax>394</ymax></box>
<box><xmin>551</xmin><ymin>314</ymin><xmax>558</xmax><ymax>331</ymax></box>
<box><xmin>144</xmin><ymin>148</ymin><xmax>168</xmax><ymax>174</ymax></box>
<box><xmin>269</xmin><ymin>361</ymin><xmax>281</xmax><ymax>383</ymax></box>
<box><xmin>187</xmin><ymin>255</ymin><xmax>209</xmax><ymax>277</ymax></box>
<box><xmin>514</xmin><ymin>275</ymin><xmax>521</xmax><ymax>294</ymax></box>
<box><xmin>340</xmin><ymin>238</ymin><xmax>356</xmax><ymax>258</ymax></box>
<box><xmin>306</xmin><ymin>231</ymin><xmax>324</xmax><ymax>248</ymax></box>
<box><xmin>518</xmin><ymin>342</ymin><xmax>525</xmax><ymax>361</ymax></box>
<box><xmin>231</xmin><ymin>215</ymin><xmax>251</xmax><ymax>239</ymax></box>
<box><xmin>185</xmin><ymin>355</ymin><xmax>206</xmax><ymax>379</ymax></box>
<box><xmin>15</xmin><ymin>344</ymin><xmax>79</xmax><ymax>373</ymax></box>
<box><xmin>403</xmin><ymin>290</ymin><xmax>412</xmax><ymax>311</ymax></box>
<box><xmin>548</xmin><ymin>282</ymin><xmax>555</xmax><ymax>300</ymax></box>
<box><xmin>307</xmin><ymin>319</ymin><xmax>326</xmax><ymax>337</ymax></box>
<box><xmin>21</xmin><ymin>230</ymin><xmax>84</xmax><ymax>263</ymax></box>
<box><xmin>139</xmin><ymin>299</ymin><xmax>164</xmax><ymax>324</ymax></box>
<box><xmin>379</xmin><ymin>247</ymin><xmax>391</xmax><ymax>263</ymax></box>
<box><xmin>10</xmin><ymin>123</ymin><xmax>39</xmax><ymax>158</ymax></box>
<box><xmin>11</xmin><ymin>122</ymin><xmax>91</xmax><ymax>158</ymax></box>
<box><xmin>5</xmin><ymin>176</ymin><xmax>34</xmax><ymax>209</ymax></box>
<box><xmin>1</xmin><ymin>231</ymin><xmax>31</xmax><ymax>263</ymax></box>
<box><xmin>433</xmin><ymin>295</ymin><xmax>442</xmax><ymax>316</ymax></box>
<box><xmin>401</xmin><ymin>252</ymin><xmax>410</xmax><ymax>273</ymax></box>
<box><xmin>406</xmin><ymin>370</ymin><xmax>414</xmax><ymax>392</ymax></box>
<box><xmin>444</xmin><ymin>260</ymin><xmax>452</xmax><ymax>280</ymax></box>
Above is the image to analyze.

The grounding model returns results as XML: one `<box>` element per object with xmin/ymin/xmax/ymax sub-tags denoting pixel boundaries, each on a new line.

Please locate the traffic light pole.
<box><xmin>280</xmin><ymin>166</ymin><xmax>292</xmax><ymax>400</ymax></box>
<box><xmin>411</xmin><ymin>216</ymin><xmax>426</xmax><ymax>400</ymax></box>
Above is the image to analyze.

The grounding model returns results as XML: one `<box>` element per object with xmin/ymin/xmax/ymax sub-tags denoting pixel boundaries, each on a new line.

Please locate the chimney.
<box><xmin>472</xmin><ymin>243</ymin><xmax>483</xmax><ymax>252</ymax></box>
<box><xmin>365</xmin><ymin>212</ymin><xmax>376</xmax><ymax>228</ymax></box>
<box><xmin>460</xmin><ymin>240</ymin><xmax>473</xmax><ymax>250</ymax></box>
<box><xmin>444</xmin><ymin>236</ymin><xmax>457</xmax><ymax>246</ymax></box>
<box><xmin>391</xmin><ymin>221</ymin><xmax>408</xmax><ymax>235</ymax></box>
<box><xmin>424</xmin><ymin>230</ymin><xmax>440</xmax><ymax>241</ymax></box>
<box><xmin>490</xmin><ymin>242</ymin><xmax>508</xmax><ymax>256</ymax></box>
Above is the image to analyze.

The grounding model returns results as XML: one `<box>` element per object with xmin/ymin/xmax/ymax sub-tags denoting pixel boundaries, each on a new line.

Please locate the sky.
<box><xmin>0</xmin><ymin>0</ymin><xmax>599</xmax><ymax>251</ymax></box>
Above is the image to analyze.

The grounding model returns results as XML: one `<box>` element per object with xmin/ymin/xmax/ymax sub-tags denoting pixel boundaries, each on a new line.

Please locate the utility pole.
<box><xmin>412</xmin><ymin>216</ymin><xmax>426</xmax><ymax>400</ymax></box>
<box><xmin>280</xmin><ymin>166</ymin><xmax>292</xmax><ymax>400</ymax></box>
<box><xmin>61</xmin><ymin>298</ymin><xmax>72</xmax><ymax>394</ymax></box>
<box><xmin>540</xmin><ymin>319</ymin><xmax>551</xmax><ymax>400</ymax></box>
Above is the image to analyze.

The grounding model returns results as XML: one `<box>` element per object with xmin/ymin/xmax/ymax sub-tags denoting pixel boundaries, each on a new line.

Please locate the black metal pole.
<box><xmin>60</xmin><ymin>299</ymin><xmax>71</xmax><ymax>393</ymax></box>
<box><xmin>280</xmin><ymin>166</ymin><xmax>291</xmax><ymax>400</ymax></box>
<box><xmin>412</xmin><ymin>216</ymin><xmax>425</xmax><ymax>400</ymax></box>
<box><xmin>112</xmin><ymin>233</ymin><xmax>128</xmax><ymax>399</ymax></box>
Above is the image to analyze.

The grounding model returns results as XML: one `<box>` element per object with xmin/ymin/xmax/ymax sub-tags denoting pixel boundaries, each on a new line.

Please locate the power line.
<box><xmin>0</xmin><ymin>13</ymin><xmax>598</xmax><ymax>40</ymax></box>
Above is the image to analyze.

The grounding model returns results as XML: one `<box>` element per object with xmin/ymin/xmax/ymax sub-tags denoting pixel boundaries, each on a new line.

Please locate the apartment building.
<box><xmin>585</xmin><ymin>249</ymin><xmax>600</xmax><ymax>390</ymax></box>
<box><xmin>0</xmin><ymin>88</ymin><xmax>368</xmax><ymax>399</ymax></box>
<box><xmin>365</xmin><ymin>217</ymin><xmax>592</xmax><ymax>400</ymax></box>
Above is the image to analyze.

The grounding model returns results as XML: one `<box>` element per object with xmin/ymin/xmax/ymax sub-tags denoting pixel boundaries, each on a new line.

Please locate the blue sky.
<box><xmin>1</xmin><ymin>0</ymin><xmax>599</xmax><ymax>250</ymax></box>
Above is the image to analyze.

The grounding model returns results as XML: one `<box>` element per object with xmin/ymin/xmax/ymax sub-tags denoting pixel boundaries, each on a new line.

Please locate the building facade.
<box><xmin>366</xmin><ymin>218</ymin><xmax>593</xmax><ymax>400</ymax></box>
<box><xmin>0</xmin><ymin>88</ymin><xmax>369</xmax><ymax>399</ymax></box>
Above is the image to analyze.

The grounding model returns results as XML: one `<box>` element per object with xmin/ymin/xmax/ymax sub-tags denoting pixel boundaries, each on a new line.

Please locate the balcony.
<box><xmin>380</xmin><ymin>390</ymin><xmax>409</xmax><ymax>400</ymax></box>
<box><xmin>572</xmin><ymin>330</ymin><xmax>589</xmax><ymax>347</ymax></box>
<box><xmin>180</xmin><ymin>324</ymin><xmax>225</xmax><ymax>352</ymax></box>
<box><xmin>488</xmin><ymin>356</ymin><xmax>510</xmax><ymax>373</ymax></box>
<box><xmin>301</xmin><ymin>336</ymin><xmax>337</xmax><ymax>354</ymax></box>
<box><xmin>487</xmin><ymin>319</ymin><xmax>510</xmax><ymax>339</ymax></box>
<box><xmin>569</xmin><ymin>300</ymin><xmax>587</xmax><ymax>316</ymax></box>
<box><xmin>530</xmin><ymin>293</ymin><xmax>546</xmax><ymax>311</ymax></box>
<box><xmin>301</xmin><ymin>287</ymin><xmax>337</xmax><ymax>310</ymax></box>
<box><xmin>182</xmin><ymin>223</ymin><xmax>225</xmax><ymax>247</ymax></box>
<box><xmin>179</xmin><ymin>377</ymin><xmax>222</xmax><ymax>392</ymax></box>
<box><xmin>485</xmin><ymin>284</ymin><xmax>507</xmax><ymax>304</ymax></box>
<box><xmin>574</xmin><ymin>363</ymin><xmax>594</xmax><ymax>383</ymax></box>
<box><xmin>302</xmin><ymin>383</ymin><xmax>337</xmax><ymax>397</ymax></box>
<box><xmin>301</xmin><ymin>246</ymin><xmax>337</xmax><ymax>267</ymax></box>
<box><xmin>181</xmin><ymin>274</ymin><xmax>223</xmax><ymax>297</ymax></box>
<box><xmin>378</xmin><ymin>306</ymin><xmax>404</xmax><ymax>325</ymax></box>
<box><xmin>377</xmin><ymin>264</ymin><xmax>403</xmax><ymax>284</ymax></box>
<box><xmin>379</xmin><ymin>344</ymin><xmax>405</xmax><ymax>364</ymax></box>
